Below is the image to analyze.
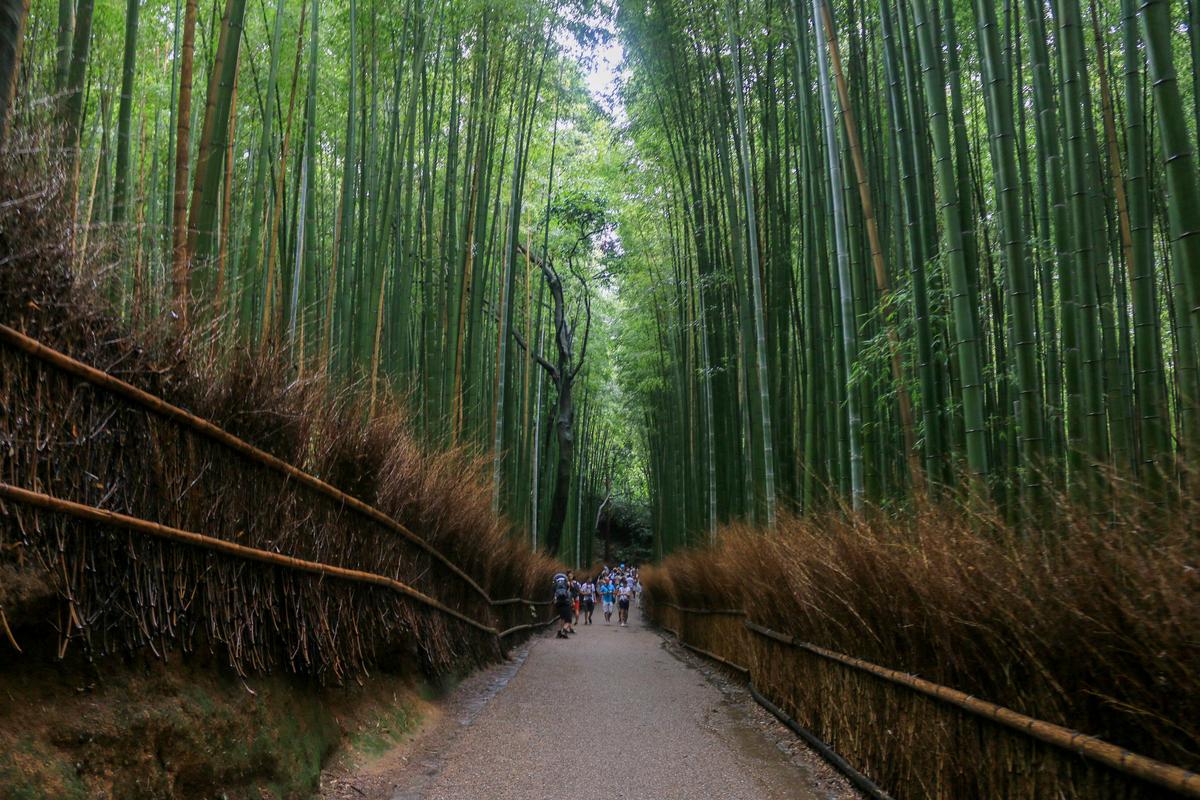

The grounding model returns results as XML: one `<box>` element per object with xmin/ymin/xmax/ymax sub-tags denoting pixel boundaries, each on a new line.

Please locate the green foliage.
<box><xmin>13</xmin><ymin>0</ymin><xmax>1200</xmax><ymax>557</ymax></box>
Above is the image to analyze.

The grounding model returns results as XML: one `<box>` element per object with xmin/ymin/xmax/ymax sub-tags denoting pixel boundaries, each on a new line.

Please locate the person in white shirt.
<box><xmin>580</xmin><ymin>580</ymin><xmax>596</xmax><ymax>624</ymax></box>
<box><xmin>617</xmin><ymin>583</ymin><xmax>632</xmax><ymax>626</ymax></box>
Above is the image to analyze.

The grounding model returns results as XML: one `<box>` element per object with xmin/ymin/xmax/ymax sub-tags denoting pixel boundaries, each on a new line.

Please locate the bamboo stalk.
<box><xmin>818</xmin><ymin>0</ymin><xmax>922</xmax><ymax>494</ymax></box>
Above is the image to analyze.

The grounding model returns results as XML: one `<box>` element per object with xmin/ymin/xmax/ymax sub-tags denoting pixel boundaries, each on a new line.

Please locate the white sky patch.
<box><xmin>584</xmin><ymin>35</ymin><xmax>627</xmax><ymax>123</ymax></box>
<box><xmin>556</xmin><ymin>10</ymin><xmax>628</xmax><ymax>126</ymax></box>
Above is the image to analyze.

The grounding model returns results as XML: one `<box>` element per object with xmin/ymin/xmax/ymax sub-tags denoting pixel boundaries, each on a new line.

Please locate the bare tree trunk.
<box><xmin>514</xmin><ymin>241</ymin><xmax>593</xmax><ymax>557</ymax></box>
<box><xmin>595</xmin><ymin>479</ymin><xmax>612</xmax><ymax>563</ymax></box>
<box><xmin>544</xmin><ymin>263</ymin><xmax>573</xmax><ymax>556</ymax></box>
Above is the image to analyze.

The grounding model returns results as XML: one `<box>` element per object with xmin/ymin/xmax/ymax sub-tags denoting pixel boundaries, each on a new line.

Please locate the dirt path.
<box><xmin>321</xmin><ymin>608</ymin><xmax>858</xmax><ymax>800</ymax></box>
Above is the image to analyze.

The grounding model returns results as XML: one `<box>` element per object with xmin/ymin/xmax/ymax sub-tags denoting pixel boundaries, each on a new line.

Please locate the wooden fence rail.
<box><xmin>0</xmin><ymin>482</ymin><xmax>505</xmax><ymax>633</ymax></box>
<box><xmin>0</xmin><ymin>323</ymin><xmax>551</xmax><ymax>611</ymax></box>
<box><xmin>657</xmin><ymin>602</ymin><xmax>1200</xmax><ymax>799</ymax></box>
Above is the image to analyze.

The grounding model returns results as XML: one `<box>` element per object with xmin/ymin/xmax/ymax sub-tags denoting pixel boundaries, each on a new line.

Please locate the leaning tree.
<box><xmin>515</xmin><ymin>190</ymin><xmax>608</xmax><ymax>556</ymax></box>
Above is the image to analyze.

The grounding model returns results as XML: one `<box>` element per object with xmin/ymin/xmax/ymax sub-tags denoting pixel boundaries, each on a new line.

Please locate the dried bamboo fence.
<box><xmin>0</xmin><ymin>323</ymin><xmax>554</xmax><ymax>682</ymax></box>
<box><xmin>652</xmin><ymin>602</ymin><xmax>1199</xmax><ymax>800</ymax></box>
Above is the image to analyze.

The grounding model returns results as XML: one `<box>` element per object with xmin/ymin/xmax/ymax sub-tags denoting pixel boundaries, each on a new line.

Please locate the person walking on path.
<box><xmin>580</xmin><ymin>578</ymin><xmax>595</xmax><ymax>628</ymax></box>
<box><xmin>570</xmin><ymin>572</ymin><xmax>582</xmax><ymax>625</ymax></box>
<box><xmin>599</xmin><ymin>576</ymin><xmax>616</xmax><ymax>623</ymax></box>
<box><xmin>617</xmin><ymin>581</ymin><xmax>632</xmax><ymax>627</ymax></box>
<box><xmin>553</xmin><ymin>572</ymin><xmax>575</xmax><ymax>639</ymax></box>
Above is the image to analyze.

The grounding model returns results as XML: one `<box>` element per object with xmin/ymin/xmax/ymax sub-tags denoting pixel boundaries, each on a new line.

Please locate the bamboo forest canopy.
<box><xmin>612</xmin><ymin>0</ymin><xmax>1200</xmax><ymax>552</ymax></box>
<box><xmin>5</xmin><ymin>0</ymin><xmax>1200</xmax><ymax>560</ymax></box>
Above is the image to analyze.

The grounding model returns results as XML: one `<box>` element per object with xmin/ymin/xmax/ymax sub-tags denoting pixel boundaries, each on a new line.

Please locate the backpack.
<box><xmin>553</xmin><ymin>575</ymin><xmax>570</xmax><ymax>604</ymax></box>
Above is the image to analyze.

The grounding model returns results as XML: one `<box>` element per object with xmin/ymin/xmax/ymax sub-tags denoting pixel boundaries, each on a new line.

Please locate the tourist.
<box><xmin>570</xmin><ymin>571</ymin><xmax>581</xmax><ymax>625</ymax></box>
<box><xmin>617</xmin><ymin>580</ymin><xmax>632</xmax><ymax>627</ymax></box>
<box><xmin>581</xmin><ymin>577</ymin><xmax>596</xmax><ymax>624</ymax></box>
<box><xmin>553</xmin><ymin>572</ymin><xmax>574</xmax><ymax>639</ymax></box>
<box><xmin>600</xmin><ymin>575</ymin><xmax>616</xmax><ymax>623</ymax></box>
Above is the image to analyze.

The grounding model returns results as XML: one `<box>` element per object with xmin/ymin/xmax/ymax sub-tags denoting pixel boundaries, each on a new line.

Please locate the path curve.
<box><xmin>368</xmin><ymin>608</ymin><xmax>855</xmax><ymax>800</ymax></box>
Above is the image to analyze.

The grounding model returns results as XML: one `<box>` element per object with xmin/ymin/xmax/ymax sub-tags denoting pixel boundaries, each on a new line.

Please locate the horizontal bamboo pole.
<box><xmin>656</xmin><ymin>622</ymin><xmax>892</xmax><ymax>800</ymax></box>
<box><xmin>498</xmin><ymin>617</ymin><xmax>558</xmax><ymax>638</ymax></box>
<box><xmin>741</xmin><ymin>620</ymin><xmax>1200</xmax><ymax>799</ymax></box>
<box><xmin>0</xmin><ymin>481</ymin><xmax>498</xmax><ymax>636</ymax></box>
<box><xmin>492</xmin><ymin>597</ymin><xmax>553</xmax><ymax>607</ymax></box>
<box><xmin>0</xmin><ymin>324</ymin><xmax>547</xmax><ymax>609</ymax></box>
<box><xmin>658</xmin><ymin>602</ymin><xmax>747</xmax><ymax>616</ymax></box>
<box><xmin>748</xmin><ymin>685</ymin><xmax>894</xmax><ymax>800</ymax></box>
<box><xmin>677</xmin><ymin>639</ymin><xmax>750</xmax><ymax>676</ymax></box>
<box><xmin>666</xmin><ymin>607</ymin><xmax>1200</xmax><ymax>796</ymax></box>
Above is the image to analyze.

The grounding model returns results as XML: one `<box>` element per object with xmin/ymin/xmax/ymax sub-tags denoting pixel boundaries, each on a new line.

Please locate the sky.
<box><xmin>584</xmin><ymin>34</ymin><xmax>626</xmax><ymax>121</ymax></box>
<box><xmin>558</xmin><ymin>9</ymin><xmax>629</xmax><ymax>125</ymax></box>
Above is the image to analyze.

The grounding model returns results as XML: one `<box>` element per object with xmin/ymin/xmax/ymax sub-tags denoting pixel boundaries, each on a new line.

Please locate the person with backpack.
<box><xmin>553</xmin><ymin>572</ymin><xmax>575</xmax><ymax>639</ymax></box>
<box><xmin>569</xmin><ymin>571</ymin><xmax>581</xmax><ymax>625</ymax></box>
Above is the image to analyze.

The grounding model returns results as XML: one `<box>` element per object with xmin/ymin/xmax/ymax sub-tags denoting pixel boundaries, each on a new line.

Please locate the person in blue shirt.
<box><xmin>599</xmin><ymin>578</ymin><xmax>616</xmax><ymax>624</ymax></box>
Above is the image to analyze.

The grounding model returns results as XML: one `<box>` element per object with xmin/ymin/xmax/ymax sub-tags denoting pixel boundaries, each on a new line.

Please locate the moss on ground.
<box><xmin>0</xmin><ymin>655</ymin><xmax>423</xmax><ymax>800</ymax></box>
<box><xmin>348</xmin><ymin>703</ymin><xmax>419</xmax><ymax>759</ymax></box>
<box><xmin>0</xmin><ymin>737</ymin><xmax>88</xmax><ymax>800</ymax></box>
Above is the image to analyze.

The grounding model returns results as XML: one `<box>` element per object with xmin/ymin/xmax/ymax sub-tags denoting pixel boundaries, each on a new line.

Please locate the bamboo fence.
<box><xmin>654</xmin><ymin>601</ymin><xmax>1199</xmax><ymax>800</ymax></box>
<box><xmin>0</xmin><ymin>324</ymin><xmax>554</xmax><ymax>681</ymax></box>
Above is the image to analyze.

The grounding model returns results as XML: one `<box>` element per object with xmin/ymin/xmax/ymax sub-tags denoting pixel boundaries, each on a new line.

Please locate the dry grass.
<box><xmin>0</xmin><ymin>128</ymin><xmax>556</xmax><ymax>683</ymax></box>
<box><xmin>645</xmin><ymin>497</ymin><xmax>1198</xmax><ymax>798</ymax></box>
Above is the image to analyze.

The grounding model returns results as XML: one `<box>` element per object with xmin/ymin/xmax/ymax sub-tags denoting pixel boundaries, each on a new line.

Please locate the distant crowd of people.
<box><xmin>553</xmin><ymin>565</ymin><xmax>640</xmax><ymax>639</ymax></box>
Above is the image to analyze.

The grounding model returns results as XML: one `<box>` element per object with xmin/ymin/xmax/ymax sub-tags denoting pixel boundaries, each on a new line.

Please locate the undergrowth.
<box><xmin>645</xmin><ymin>495</ymin><xmax>1198</xmax><ymax>788</ymax></box>
<box><xmin>0</xmin><ymin>126</ymin><xmax>558</xmax><ymax>679</ymax></box>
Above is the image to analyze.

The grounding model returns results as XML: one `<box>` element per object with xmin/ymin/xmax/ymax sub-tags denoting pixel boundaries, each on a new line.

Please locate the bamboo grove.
<box><xmin>0</xmin><ymin>0</ymin><xmax>636</xmax><ymax>564</ymax></box>
<box><xmin>614</xmin><ymin>0</ymin><xmax>1200</xmax><ymax>551</ymax></box>
<box><xmin>6</xmin><ymin>0</ymin><xmax>1200</xmax><ymax>563</ymax></box>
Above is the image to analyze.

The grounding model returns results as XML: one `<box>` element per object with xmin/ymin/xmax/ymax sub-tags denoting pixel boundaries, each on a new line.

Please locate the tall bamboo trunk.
<box><xmin>0</xmin><ymin>0</ymin><xmax>30</xmax><ymax>144</ymax></box>
<box><xmin>170</xmin><ymin>0</ymin><xmax>198</xmax><ymax>328</ymax></box>
<box><xmin>973</xmin><ymin>0</ymin><xmax>1043</xmax><ymax>510</ymax></box>
<box><xmin>912</xmin><ymin>0</ymin><xmax>990</xmax><ymax>496</ymax></box>
<box><xmin>1139</xmin><ymin>0</ymin><xmax>1200</xmax><ymax>459</ymax></box>
<box><xmin>819</xmin><ymin>0</ymin><xmax>923</xmax><ymax>495</ymax></box>
<box><xmin>111</xmin><ymin>0</ymin><xmax>139</xmax><ymax>224</ymax></box>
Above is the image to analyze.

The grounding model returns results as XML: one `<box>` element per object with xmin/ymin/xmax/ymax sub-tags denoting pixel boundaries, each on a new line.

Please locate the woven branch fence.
<box><xmin>0</xmin><ymin>324</ymin><xmax>554</xmax><ymax>682</ymax></box>
<box><xmin>651</xmin><ymin>602</ymin><xmax>1200</xmax><ymax>800</ymax></box>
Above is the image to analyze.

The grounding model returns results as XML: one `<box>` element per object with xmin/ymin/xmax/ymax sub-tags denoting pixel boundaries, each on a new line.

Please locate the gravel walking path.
<box><xmin>338</xmin><ymin>608</ymin><xmax>856</xmax><ymax>800</ymax></box>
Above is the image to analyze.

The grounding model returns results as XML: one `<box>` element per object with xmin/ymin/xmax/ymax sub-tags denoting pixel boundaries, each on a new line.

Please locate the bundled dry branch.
<box><xmin>645</xmin><ymin>505</ymin><xmax>1199</xmax><ymax>800</ymax></box>
<box><xmin>0</xmin><ymin>139</ymin><xmax>557</xmax><ymax>683</ymax></box>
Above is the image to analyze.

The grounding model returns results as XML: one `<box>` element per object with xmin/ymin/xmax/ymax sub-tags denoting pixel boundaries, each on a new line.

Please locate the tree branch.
<box><xmin>593</xmin><ymin>479</ymin><xmax>613</xmax><ymax>535</ymax></box>
<box><xmin>571</xmin><ymin>287</ymin><xmax>592</xmax><ymax>382</ymax></box>
<box><xmin>517</xmin><ymin>240</ymin><xmax>559</xmax><ymax>286</ymax></box>
<box><xmin>511</xmin><ymin>326</ymin><xmax>560</xmax><ymax>384</ymax></box>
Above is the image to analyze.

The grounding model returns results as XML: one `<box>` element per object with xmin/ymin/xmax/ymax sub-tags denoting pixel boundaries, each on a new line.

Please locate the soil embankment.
<box><xmin>0</xmin><ymin>652</ymin><xmax>441</xmax><ymax>799</ymax></box>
